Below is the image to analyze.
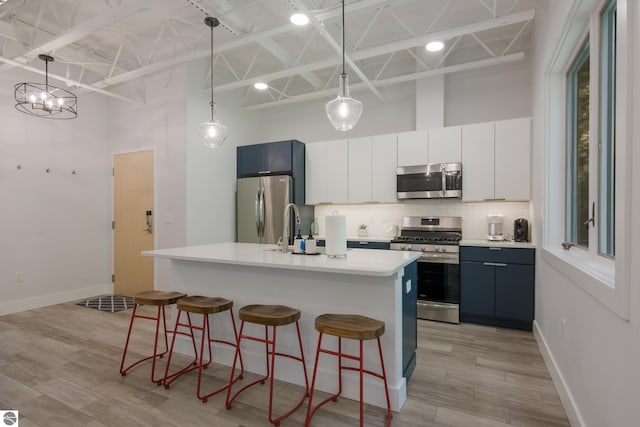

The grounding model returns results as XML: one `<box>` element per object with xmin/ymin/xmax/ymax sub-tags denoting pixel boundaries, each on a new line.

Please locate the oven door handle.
<box><xmin>420</xmin><ymin>254</ymin><xmax>459</xmax><ymax>261</ymax></box>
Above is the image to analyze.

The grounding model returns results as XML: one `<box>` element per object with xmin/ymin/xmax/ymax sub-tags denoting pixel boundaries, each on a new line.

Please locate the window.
<box><xmin>566</xmin><ymin>43</ymin><xmax>590</xmax><ymax>248</ymax></box>
<box><xmin>564</xmin><ymin>0</ymin><xmax>616</xmax><ymax>257</ymax></box>
<box><xmin>599</xmin><ymin>0</ymin><xmax>616</xmax><ymax>256</ymax></box>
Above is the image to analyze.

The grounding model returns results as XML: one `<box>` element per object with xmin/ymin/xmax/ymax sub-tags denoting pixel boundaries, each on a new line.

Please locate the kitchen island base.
<box><xmin>145</xmin><ymin>244</ymin><xmax>419</xmax><ymax>412</ymax></box>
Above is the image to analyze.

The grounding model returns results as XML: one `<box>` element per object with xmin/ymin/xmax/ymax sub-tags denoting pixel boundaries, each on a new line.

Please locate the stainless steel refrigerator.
<box><xmin>237</xmin><ymin>175</ymin><xmax>294</xmax><ymax>244</ymax></box>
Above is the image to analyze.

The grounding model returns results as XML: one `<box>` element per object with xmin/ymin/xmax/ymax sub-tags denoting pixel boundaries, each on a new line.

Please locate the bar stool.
<box><xmin>305</xmin><ymin>314</ymin><xmax>392</xmax><ymax>427</ymax></box>
<box><xmin>225</xmin><ymin>304</ymin><xmax>309</xmax><ymax>426</ymax></box>
<box><xmin>119</xmin><ymin>290</ymin><xmax>188</xmax><ymax>384</ymax></box>
<box><xmin>162</xmin><ymin>295</ymin><xmax>244</xmax><ymax>402</ymax></box>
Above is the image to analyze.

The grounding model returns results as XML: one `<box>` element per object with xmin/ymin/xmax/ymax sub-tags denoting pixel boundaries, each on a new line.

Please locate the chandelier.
<box><xmin>14</xmin><ymin>54</ymin><xmax>77</xmax><ymax>119</ymax></box>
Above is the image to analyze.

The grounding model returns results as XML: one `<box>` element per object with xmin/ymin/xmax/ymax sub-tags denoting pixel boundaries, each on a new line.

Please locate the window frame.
<box><xmin>542</xmin><ymin>0</ymin><xmax>632</xmax><ymax>320</ymax></box>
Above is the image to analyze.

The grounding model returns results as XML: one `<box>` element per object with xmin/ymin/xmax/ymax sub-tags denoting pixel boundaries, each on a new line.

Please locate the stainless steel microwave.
<box><xmin>396</xmin><ymin>162</ymin><xmax>462</xmax><ymax>199</ymax></box>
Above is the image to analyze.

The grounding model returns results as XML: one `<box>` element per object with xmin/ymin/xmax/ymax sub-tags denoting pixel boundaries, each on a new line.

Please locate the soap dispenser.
<box><xmin>305</xmin><ymin>230</ymin><xmax>317</xmax><ymax>255</ymax></box>
<box><xmin>293</xmin><ymin>230</ymin><xmax>304</xmax><ymax>253</ymax></box>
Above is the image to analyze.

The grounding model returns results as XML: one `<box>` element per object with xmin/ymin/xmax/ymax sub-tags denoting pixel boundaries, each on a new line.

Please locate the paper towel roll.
<box><xmin>325</xmin><ymin>215</ymin><xmax>347</xmax><ymax>257</ymax></box>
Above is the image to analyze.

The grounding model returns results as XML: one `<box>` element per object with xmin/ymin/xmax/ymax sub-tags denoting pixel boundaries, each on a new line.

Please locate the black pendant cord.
<box><xmin>45</xmin><ymin>57</ymin><xmax>49</xmax><ymax>95</ymax></box>
<box><xmin>341</xmin><ymin>0</ymin><xmax>345</xmax><ymax>76</ymax></box>
<box><xmin>209</xmin><ymin>23</ymin><xmax>215</xmax><ymax>121</ymax></box>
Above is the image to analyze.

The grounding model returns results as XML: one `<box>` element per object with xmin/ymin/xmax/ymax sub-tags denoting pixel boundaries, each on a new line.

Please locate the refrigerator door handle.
<box><xmin>259</xmin><ymin>187</ymin><xmax>266</xmax><ymax>237</ymax></box>
<box><xmin>255</xmin><ymin>189</ymin><xmax>261</xmax><ymax>237</ymax></box>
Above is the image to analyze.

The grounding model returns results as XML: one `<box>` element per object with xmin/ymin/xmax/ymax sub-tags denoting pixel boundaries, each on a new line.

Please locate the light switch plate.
<box><xmin>405</xmin><ymin>279</ymin><xmax>411</xmax><ymax>294</ymax></box>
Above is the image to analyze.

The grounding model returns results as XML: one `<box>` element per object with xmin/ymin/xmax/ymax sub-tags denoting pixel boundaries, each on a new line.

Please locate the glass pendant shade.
<box><xmin>201</xmin><ymin>103</ymin><xmax>228</xmax><ymax>148</ymax></box>
<box><xmin>325</xmin><ymin>73</ymin><xmax>363</xmax><ymax>131</ymax></box>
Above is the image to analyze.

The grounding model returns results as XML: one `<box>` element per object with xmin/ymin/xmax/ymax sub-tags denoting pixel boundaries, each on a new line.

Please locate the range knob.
<box><xmin>421</xmin><ymin>246</ymin><xmax>427</xmax><ymax>252</ymax></box>
<box><xmin>441</xmin><ymin>247</ymin><xmax>447</xmax><ymax>253</ymax></box>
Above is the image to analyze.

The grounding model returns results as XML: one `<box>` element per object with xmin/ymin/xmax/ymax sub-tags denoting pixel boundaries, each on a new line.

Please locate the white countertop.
<box><xmin>142</xmin><ymin>242</ymin><xmax>420</xmax><ymax>277</ymax></box>
<box><xmin>460</xmin><ymin>239</ymin><xmax>536</xmax><ymax>249</ymax></box>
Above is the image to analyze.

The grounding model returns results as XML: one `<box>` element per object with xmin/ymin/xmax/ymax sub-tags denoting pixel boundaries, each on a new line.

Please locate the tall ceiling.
<box><xmin>0</xmin><ymin>0</ymin><xmax>537</xmax><ymax>109</ymax></box>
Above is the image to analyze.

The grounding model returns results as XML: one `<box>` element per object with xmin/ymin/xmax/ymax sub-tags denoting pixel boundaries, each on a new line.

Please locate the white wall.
<box><xmin>107</xmin><ymin>67</ymin><xmax>188</xmax><ymax>292</ymax></box>
<box><xmin>531</xmin><ymin>1</ymin><xmax>640</xmax><ymax>426</ymax></box>
<box><xmin>185</xmin><ymin>59</ymin><xmax>261</xmax><ymax>245</ymax></box>
<box><xmin>0</xmin><ymin>68</ymin><xmax>112</xmax><ymax>315</ymax></box>
<box><xmin>258</xmin><ymin>82</ymin><xmax>416</xmax><ymax>143</ymax></box>
<box><xmin>445</xmin><ymin>59</ymin><xmax>532</xmax><ymax>126</ymax></box>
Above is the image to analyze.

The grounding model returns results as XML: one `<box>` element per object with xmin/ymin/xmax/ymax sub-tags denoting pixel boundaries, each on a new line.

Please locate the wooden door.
<box><xmin>113</xmin><ymin>150</ymin><xmax>154</xmax><ymax>297</ymax></box>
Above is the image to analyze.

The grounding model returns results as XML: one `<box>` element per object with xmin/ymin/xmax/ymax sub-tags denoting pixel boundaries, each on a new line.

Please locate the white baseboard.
<box><xmin>0</xmin><ymin>283</ymin><xmax>114</xmax><ymax>316</ymax></box>
<box><xmin>533</xmin><ymin>320</ymin><xmax>585</xmax><ymax>427</ymax></box>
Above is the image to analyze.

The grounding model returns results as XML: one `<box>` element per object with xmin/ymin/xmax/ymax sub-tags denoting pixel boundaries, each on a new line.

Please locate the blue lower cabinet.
<box><xmin>402</xmin><ymin>261</ymin><xmax>417</xmax><ymax>381</ymax></box>
<box><xmin>460</xmin><ymin>246</ymin><xmax>535</xmax><ymax>331</ymax></box>
<box><xmin>460</xmin><ymin>261</ymin><xmax>495</xmax><ymax>317</ymax></box>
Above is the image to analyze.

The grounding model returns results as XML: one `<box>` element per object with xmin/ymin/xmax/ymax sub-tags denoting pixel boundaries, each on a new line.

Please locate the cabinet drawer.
<box><xmin>316</xmin><ymin>240</ymin><xmax>390</xmax><ymax>250</ymax></box>
<box><xmin>347</xmin><ymin>241</ymin><xmax>390</xmax><ymax>250</ymax></box>
<box><xmin>460</xmin><ymin>246</ymin><xmax>534</xmax><ymax>264</ymax></box>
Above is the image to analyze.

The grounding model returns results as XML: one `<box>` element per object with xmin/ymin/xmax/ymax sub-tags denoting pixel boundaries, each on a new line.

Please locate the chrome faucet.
<box><xmin>282</xmin><ymin>203</ymin><xmax>301</xmax><ymax>253</ymax></box>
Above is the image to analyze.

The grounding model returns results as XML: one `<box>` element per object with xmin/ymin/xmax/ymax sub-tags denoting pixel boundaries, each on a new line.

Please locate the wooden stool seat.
<box><xmin>239</xmin><ymin>304</ymin><xmax>301</xmax><ymax>326</ymax></box>
<box><xmin>177</xmin><ymin>295</ymin><xmax>233</xmax><ymax>314</ymax></box>
<box><xmin>315</xmin><ymin>314</ymin><xmax>385</xmax><ymax>341</ymax></box>
<box><xmin>135</xmin><ymin>290</ymin><xmax>186</xmax><ymax>306</ymax></box>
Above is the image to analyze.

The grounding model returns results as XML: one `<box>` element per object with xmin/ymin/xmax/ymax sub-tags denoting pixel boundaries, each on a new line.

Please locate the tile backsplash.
<box><xmin>313</xmin><ymin>200</ymin><xmax>532</xmax><ymax>242</ymax></box>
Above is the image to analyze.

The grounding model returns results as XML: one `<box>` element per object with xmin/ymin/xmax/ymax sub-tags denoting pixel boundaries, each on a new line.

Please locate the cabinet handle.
<box><xmin>258</xmin><ymin>170</ymin><xmax>271</xmax><ymax>174</ymax></box>
<box><xmin>358</xmin><ymin>242</ymin><xmax>368</xmax><ymax>245</ymax></box>
<box><xmin>483</xmin><ymin>262</ymin><xmax>507</xmax><ymax>267</ymax></box>
<box><xmin>489</xmin><ymin>247</ymin><xmax>502</xmax><ymax>251</ymax></box>
<box><xmin>483</xmin><ymin>198</ymin><xmax>507</xmax><ymax>201</ymax></box>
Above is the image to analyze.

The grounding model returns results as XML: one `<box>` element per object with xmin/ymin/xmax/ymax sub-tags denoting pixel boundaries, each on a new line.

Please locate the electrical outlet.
<box><xmin>560</xmin><ymin>318</ymin><xmax>566</xmax><ymax>335</ymax></box>
<box><xmin>16</xmin><ymin>272</ymin><xmax>24</xmax><ymax>283</ymax></box>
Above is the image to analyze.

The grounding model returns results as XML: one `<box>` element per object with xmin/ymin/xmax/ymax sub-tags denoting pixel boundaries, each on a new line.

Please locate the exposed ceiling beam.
<box><xmin>291</xmin><ymin>0</ymin><xmax>384</xmax><ymax>102</ymax></box>
<box><xmin>0</xmin><ymin>0</ymin><xmax>153</xmax><ymax>72</ymax></box>
<box><xmin>0</xmin><ymin>20</ymin><xmax>18</xmax><ymax>41</ymax></box>
<box><xmin>211</xmin><ymin>10</ymin><xmax>533</xmax><ymax>94</ymax></box>
<box><xmin>244</xmin><ymin>52</ymin><xmax>526</xmax><ymax>110</ymax></box>
<box><xmin>89</xmin><ymin>0</ymin><xmax>394</xmax><ymax>89</ymax></box>
<box><xmin>0</xmin><ymin>54</ymin><xmax>141</xmax><ymax>103</ymax></box>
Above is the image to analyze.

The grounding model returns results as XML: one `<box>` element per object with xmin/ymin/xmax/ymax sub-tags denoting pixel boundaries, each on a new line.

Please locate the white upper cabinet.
<box><xmin>397</xmin><ymin>130</ymin><xmax>428</xmax><ymax>166</ymax></box>
<box><xmin>325</xmin><ymin>139</ymin><xmax>349</xmax><ymax>204</ymax></box>
<box><xmin>462</xmin><ymin>122</ymin><xmax>495</xmax><ymax>201</ymax></box>
<box><xmin>429</xmin><ymin>126</ymin><xmax>461</xmax><ymax>163</ymax></box>
<box><xmin>371</xmin><ymin>134</ymin><xmax>398</xmax><ymax>203</ymax></box>
<box><xmin>461</xmin><ymin>117</ymin><xmax>531</xmax><ymax>202</ymax></box>
<box><xmin>494</xmin><ymin>117</ymin><xmax>531</xmax><ymax>200</ymax></box>
<box><xmin>348</xmin><ymin>137</ymin><xmax>373</xmax><ymax>203</ymax></box>
<box><xmin>305</xmin><ymin>142</ymin><xmax>326</xmax><ymax>204</ymax></box>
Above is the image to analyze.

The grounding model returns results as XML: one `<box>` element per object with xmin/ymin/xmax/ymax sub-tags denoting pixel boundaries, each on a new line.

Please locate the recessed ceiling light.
<box><xmin>290</xmin><ymin>13</ymin><xmax>309</xmax><ymax>26</ymax></box>
<box><xmin>254</xmin><ymin>82</ymin><xmax>269</xmax><ymax>90</ymax></box>
<box><xmin>426</xmin><ymin>41</ymin><xmax>445</xmax><ymax>52</ymax></box>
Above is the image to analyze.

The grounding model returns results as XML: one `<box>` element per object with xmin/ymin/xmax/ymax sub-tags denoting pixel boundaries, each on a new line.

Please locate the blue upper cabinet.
<box><xmin>237</xmin><ymin>140</ymin><xmax>306</xmax><ymax>204</ymax></box>
<box><xmin>237</xmin><ymin>140</ymin><xmax>304</xmax><ymax>177</ymax></box>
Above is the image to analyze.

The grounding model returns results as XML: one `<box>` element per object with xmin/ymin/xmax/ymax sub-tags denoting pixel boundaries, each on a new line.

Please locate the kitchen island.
<box><xmin>142</xmin><ymin>242</ymin><xmax>420</xmax><ymax>411</ymax></box>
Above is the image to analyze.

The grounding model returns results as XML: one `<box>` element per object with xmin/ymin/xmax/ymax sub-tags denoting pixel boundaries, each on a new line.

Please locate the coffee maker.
<box><xmin>487</xmin><ymin>214</ymin><xmax>505</xmax><ymax>241</ymax></box>
<box><xmin>514</xmin><ymin>218</ymin><xmax>529</xmax><ymax>242</ymax></box>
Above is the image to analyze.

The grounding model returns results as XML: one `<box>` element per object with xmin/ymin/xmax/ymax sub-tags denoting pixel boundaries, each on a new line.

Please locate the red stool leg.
<box><xmin>162</xmin><ymin>311</ymin><xmax>199</xmax><ymax>389</ymax></box>
<box><xmin>359</xmin><ymin>340</ymin><xmax>364</xmax><ymax>427</ymax></box>
<box><xmin>305</xmin><ymin>332</ymin><xmax>324</xmax><ymax>427</ymax></box>
<box><xmin>119</xmin><ymin>303</ymin><xmax>139</xmax><ymax>376</ymax></box>
<box><xmin>376</xmin><ymin>337</ymin><xmax>393</xmax><ymax>427</ymax></box>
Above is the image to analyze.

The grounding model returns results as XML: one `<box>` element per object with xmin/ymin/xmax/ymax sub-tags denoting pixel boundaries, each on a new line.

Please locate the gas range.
<box><xmin>391</xmin><ymin>216</ymin><xmax>462</xmax><ymax>324</ymax></box>
<box><xmin>390</xmin><ymin>216</ymin><xmax>462</xmax><ymax>264</ymax></box>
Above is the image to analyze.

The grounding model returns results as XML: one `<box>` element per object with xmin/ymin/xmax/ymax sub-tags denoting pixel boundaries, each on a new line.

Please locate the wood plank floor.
<box><xmin>0</xmin><ymin>302</ymin><xmax>569</xmax><ymax>427</ymax></box>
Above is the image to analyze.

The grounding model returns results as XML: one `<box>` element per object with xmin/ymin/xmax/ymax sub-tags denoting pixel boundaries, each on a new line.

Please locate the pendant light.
<box><xmin>325</xmin><ymin>0</ymin><xmax>362</xmax><ymax>131</ymax></box>
<box><xmin>14</xmin><ymin>54</ymin><xmax>78</xmax><ymax>119</ymax></box>
<box><xmin>201</xmin><ymin>16</ymin><xmax>228</xmax><ymax>148</ymax></box>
